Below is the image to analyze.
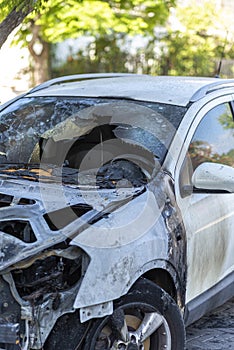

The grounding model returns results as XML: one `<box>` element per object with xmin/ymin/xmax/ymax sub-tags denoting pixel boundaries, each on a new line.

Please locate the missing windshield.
<box><xmin>0</xmin><ymin>98</ymin><xmax>186</xmax><ymax>187</ymax></box>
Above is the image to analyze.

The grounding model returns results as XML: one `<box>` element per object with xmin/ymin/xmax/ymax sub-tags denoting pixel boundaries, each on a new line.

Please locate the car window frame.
<box><xmin>173</xmin><ymin>93</ymin><xmax>234</xmax><ymax>200</ymax></box>
<box><xmin>188</xmin><ymin>102</ymin><xmax>234</xmax><ymax>172</ymax></box>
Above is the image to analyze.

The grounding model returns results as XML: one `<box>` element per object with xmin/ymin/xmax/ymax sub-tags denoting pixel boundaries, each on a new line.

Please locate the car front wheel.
<box><xmin>83</xmin><ymin>278</ymin><xmax>185</xmax><ymax>350</ymax></box>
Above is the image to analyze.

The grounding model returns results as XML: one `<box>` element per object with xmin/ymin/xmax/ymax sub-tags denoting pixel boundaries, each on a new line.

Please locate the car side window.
<box><xmin>180</xmin><ymin>103</ymin><xmax>234</xmax><ymax>197</ymax></box>
<box><xmin>188</xmin><ymin>103</ymin><xmax>234</xmax><ymax>170</ymax></box>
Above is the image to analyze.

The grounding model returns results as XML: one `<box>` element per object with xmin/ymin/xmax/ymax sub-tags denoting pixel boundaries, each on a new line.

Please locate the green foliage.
<box><xmin>3</xmin><ymin>0</ymin><xmax>234</xmax><ymax>82</ymax></box>
<box><xmin>219</xmin><ymin>111</ymin><xmax>234</xmax><ymax>133</ymax></box>
<box><xmin>0</xmin><ymin>0</ymin><xmax>45</xmax><ymax>21</ymax></box>
<box><xmin>52</xmin><ymin>35</ymin><xmax>129</xmax><ymax>76</ymax></box>
<box><xmin>189</xmin><ymin>140</ymin><xmax>234</xmax><ymax>168</ymax></box>
<box><xmin>157</xmin><ymin>0</ymin><xmax>233</xmax><ymax>77</ymax></box>
<box><xmin>16</xmin><ymin>0</ymin><xmax>175</xmax><ymax>43</ymax></box>
<box><xmin>53</xmin><ymin>0</ymin><xmax>234</xmax><ymax>79</ymax></box>
<box><xmin>0</xmin><ymin>0</ymin><xmax>175</xmax><ymax>84</ymax></box>
<box><xmin>0</xmin><ymin>0</ymin><xmax>27</xmax><ymax>19</ymax></box>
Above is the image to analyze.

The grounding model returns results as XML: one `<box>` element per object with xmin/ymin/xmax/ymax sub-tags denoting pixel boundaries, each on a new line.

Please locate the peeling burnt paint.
<box><xmin>149</xmin><ymin>171</ymin><xmax>187</xmax><ymax>307</ymax></box>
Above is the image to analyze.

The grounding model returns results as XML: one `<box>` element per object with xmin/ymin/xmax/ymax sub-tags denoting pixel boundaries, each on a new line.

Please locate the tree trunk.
<box><xmin>28</xmin><ymin>23</ymin><xmax>51</xmax><ymax>85</ymax></box>
<box><xmin>29</xmin><ymin>41</ymin><xmax>51</xmax><ymax>85</ymax></box>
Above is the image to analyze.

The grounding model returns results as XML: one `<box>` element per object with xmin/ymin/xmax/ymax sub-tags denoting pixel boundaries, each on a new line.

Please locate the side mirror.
<box><xmin>192</xmin><ymin>162</ymin><xmax>234</xmax><ymax>193</ymax></box>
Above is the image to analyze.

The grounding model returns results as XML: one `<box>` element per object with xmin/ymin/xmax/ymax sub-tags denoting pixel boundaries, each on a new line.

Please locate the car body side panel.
<box><xmin>182</xmin><ymin>192</ymin><xmax>234</xmax><ymax>301</ymax></box>
<box><xmin>171</xmin><ymin>94</ymin><xmax>234</xmax><ymax>304</ymax></box>
<box><xmin>72</xmin><ymin>172</ymin><xmax>187</xmax><ymax>317</ymax></box>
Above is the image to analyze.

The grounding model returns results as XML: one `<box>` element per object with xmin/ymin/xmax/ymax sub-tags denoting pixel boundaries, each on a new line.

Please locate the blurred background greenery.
<box><xmin>0</xmin><ymin>0</ymin><xmax>234</xmax><ymax>96</ymax></box>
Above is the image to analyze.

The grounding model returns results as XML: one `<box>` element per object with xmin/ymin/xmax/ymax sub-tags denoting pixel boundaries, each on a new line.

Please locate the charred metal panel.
<box><xmin>146</xmin><ymin>171</ymin><xmax>187</xmax><ymax>306</ymax></box>
<box><xmin>70</xmin><ymin>172</ymin><xmax>186</xmax><ymax>321</ymax></box>
<box><xmin>0</xmin><ymin>171</ymin><xmax>143</xmax><ymax>271</ymax></box>
<box><xmin>0</xmin><ymin>276</ymin><xmax>21</xmax><ymax>324</ymax></box>
<box><xmin>0</xmin><ymin>169</ymin><xmax>147</xmax><ymax>347</ymax></box>
<box><xmin>0</xmin><ymin>277</ymin><xmax>21</xmax><ymax>348</ymax></box>
<box><xmin>72</xmin><ymin>183</ymin><xmax>174</xmax><ymax>314</ymax></box>
<box><xmin>0</xmin><ymin>165</ymin><xmax>187</xmax><ymax>347</ymax></box>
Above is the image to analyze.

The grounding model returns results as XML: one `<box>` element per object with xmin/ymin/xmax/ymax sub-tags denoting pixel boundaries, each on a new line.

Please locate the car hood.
<box><xmin>0</xmin><ymin>164</ymin><xmax>146</xmax><ymax>271</ymax></box>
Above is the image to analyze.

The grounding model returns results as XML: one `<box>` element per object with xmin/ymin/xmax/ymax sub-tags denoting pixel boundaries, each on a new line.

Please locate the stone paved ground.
<box><xmin>186</xmin><ymin>298</ymin><xmax>234</xmax><ymax>349</ymax></box>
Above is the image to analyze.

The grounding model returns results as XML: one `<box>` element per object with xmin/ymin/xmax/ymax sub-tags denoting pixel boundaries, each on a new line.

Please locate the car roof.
<box><xmin>26</xmin><ymin>74</ymin><xmax>234</xmax><ymax>107</ymax></box>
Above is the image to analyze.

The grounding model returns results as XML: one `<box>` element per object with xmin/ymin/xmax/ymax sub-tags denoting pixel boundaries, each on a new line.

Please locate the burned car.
<box><xmin>0</xmin><ymin>74</ymin><xmax>233</xmax><ymax>350</ymax></box>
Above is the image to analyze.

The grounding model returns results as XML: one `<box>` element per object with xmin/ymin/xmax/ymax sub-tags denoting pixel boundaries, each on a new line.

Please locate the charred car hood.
<box><xmin>0</xmin><ymin>165</ymin><xmax>146</xmax><ymax>271</ymax></box>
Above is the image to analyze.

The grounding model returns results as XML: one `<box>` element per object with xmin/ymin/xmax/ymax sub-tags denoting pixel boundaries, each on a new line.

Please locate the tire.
<box><xmin>83</xmin><ymin>278</ymin><xmax>185</xmax><ymax>350</ymax></box>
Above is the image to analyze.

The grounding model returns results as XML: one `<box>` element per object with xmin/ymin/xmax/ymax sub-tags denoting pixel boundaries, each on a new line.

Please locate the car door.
<box><xmin>175</xmin><ymin>98</ymin><xmax>234</xmax><ymax>307</ymax></box>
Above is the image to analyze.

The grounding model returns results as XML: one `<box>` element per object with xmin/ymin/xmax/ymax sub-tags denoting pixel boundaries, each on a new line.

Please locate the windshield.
<box><xmin>0</xmin><ymin>97</ymin><xmax>186</xmax><ymax>186</ymax></box>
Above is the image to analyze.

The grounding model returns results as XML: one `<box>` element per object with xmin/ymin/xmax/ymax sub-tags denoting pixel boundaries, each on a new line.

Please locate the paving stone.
<box><xmin>186</xmin><ymin>298</ymin><xmax>234</xmax><ymax>349</ymax></box>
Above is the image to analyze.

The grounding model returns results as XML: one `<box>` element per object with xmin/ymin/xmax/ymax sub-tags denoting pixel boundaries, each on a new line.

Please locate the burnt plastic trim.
<box><xmin>184</xmin><ymin>271</ymin><xmax>234</xmax><ymax>326</ymax></box>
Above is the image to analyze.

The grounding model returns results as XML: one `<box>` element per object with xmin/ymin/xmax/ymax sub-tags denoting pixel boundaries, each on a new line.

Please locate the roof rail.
<box><xmin>29</xmin><ymin>73</ymin><xmax>135</xmax><ymax>93</ymax></box>
<box><xmin>190</xmin><ymin>79</ymin><xmax>234</xmax><ymax>102</ymax></box>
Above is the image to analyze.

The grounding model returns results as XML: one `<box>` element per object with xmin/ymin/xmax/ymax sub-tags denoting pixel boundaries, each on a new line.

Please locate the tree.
<box><xmin>157</xmin><ymin>0</ymin><xmax>234</xmax><ymax>77</ymax></box>
<box><xmin>52</xmin><ymin>34</ymin><xmax>130</xmax><ymax>77</ymax></box>
<box><xmin>0</xmin><ymin>0</ymin><xmax>44</xmax><ymax>49</ymax></box>
<box><xmin>59</xmin><ymin>0</ymin><xmax>234</xmax><ymax>79</ymax></box>
<box><xmin>0</xmin><ymin>0</ymin><xmax>176</xmax><ymax>84</ymax></box>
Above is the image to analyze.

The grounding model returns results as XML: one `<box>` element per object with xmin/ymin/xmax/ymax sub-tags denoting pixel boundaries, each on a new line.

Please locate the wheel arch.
<box><xmin>143</xmin><ymin>268</ymin><xmax>177</xmax><ymax>300</ymax></box>
<box><xmin>135</xmin><ymin>262</ymin><xmax>185</xmax><ymax>309</ymax></box>
<box><xmin>85</xmin><ymin>276</ymin><xmax>185</xmax><ymax>350</ymax></box>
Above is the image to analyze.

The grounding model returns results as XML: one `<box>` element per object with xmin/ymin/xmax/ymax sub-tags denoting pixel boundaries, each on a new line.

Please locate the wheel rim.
<box><xmin>125</xmin><ymin>315</ymin><xmax>150</xmax><ymax>350</ymax></box>
<box><xmin>93</xmin><ymin>304</ymin><xmax>172</xmax><ymax>350</ymax></box>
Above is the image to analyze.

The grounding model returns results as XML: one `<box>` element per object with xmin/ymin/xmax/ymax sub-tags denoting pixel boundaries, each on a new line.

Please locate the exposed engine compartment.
<box><xmin>0</xmin><ymin>242</ymin><xmax>89</xmax><ymax>350</ymax></box>
<box><xmin>12</xmin><ymin>246</ymin><xmax>83</xmax><ymax>304</ymax></box>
